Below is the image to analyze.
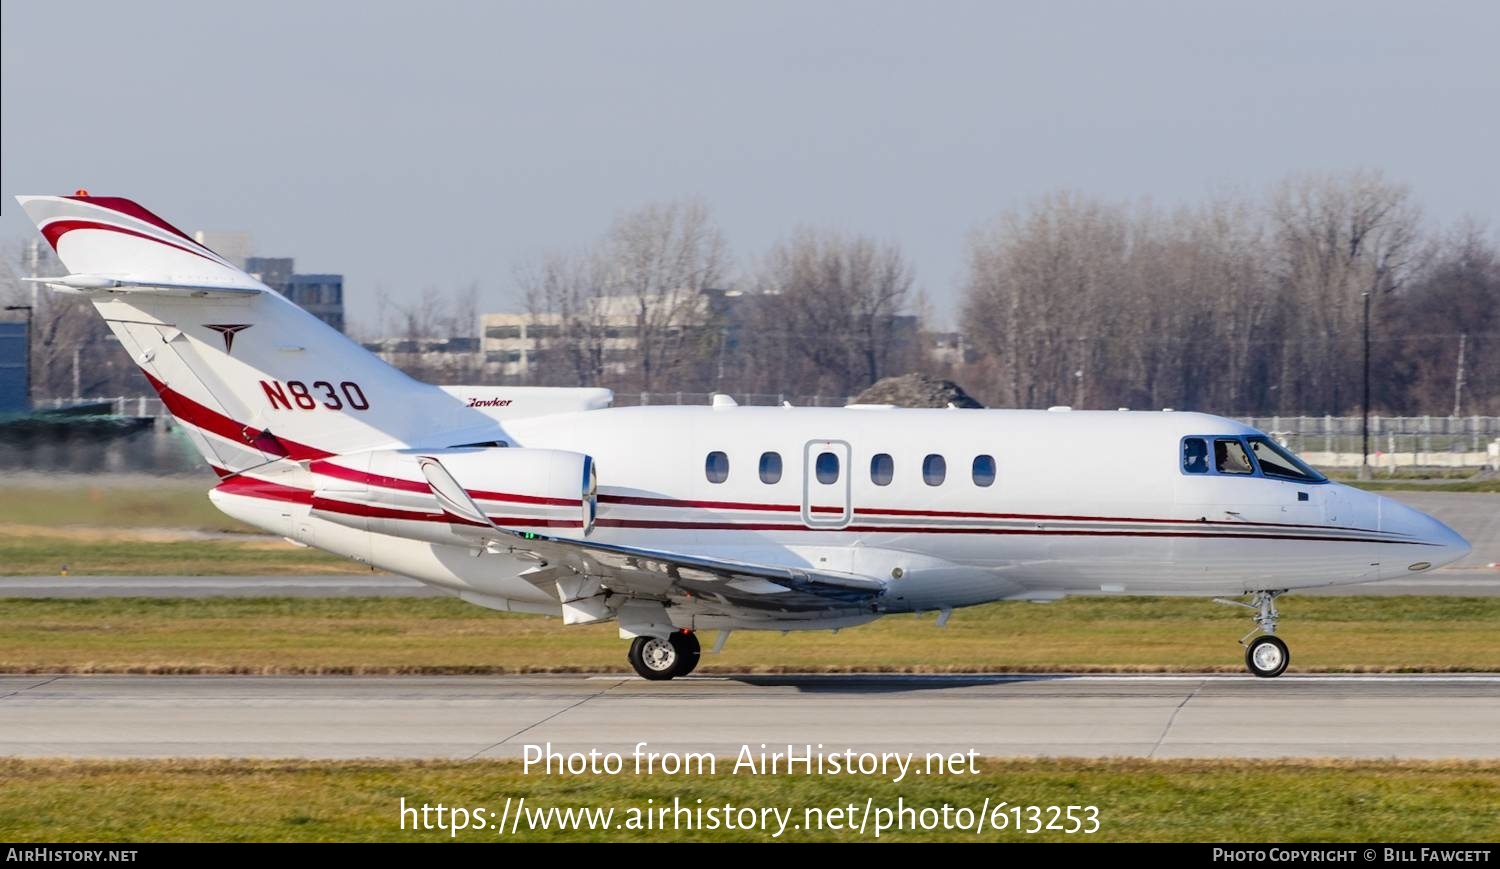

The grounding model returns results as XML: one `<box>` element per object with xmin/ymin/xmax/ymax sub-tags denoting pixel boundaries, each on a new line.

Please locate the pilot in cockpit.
<box><xmin>1214</xmin><ymin>439</ymin><xmax>1255</xmax><ymax>474</ymax></box>
<box><xmin>1183</xmin><ymin>438</ymin><xmax>1209</xmax><ymax>474</ymax></box>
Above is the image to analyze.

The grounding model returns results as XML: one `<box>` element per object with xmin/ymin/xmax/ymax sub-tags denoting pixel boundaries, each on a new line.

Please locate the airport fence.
<box><xmin>1241</xmin><ymin>415</ymin><xmax>1500</xmax><ymax>470</ymax></box>
<box><xmin>35</xmin><ymin>396</ymin><xmax>167</xmax><ymax>418</ymax></box>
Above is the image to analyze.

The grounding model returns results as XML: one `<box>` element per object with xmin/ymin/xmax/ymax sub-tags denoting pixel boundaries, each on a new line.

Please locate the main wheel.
<box><xmin>628</xmin><ymin>635</ymin><xmax>680</xmax><ymax>680</ymax></box>
<box><xmin>1245</xmin><ymin>635</ymin><xmax>1290</xmax><ymax>678</ymax></box>
<box><xmin>671</xmin><ymin>630</ymin><xmax>702</xmax><ymax>677</ymax></box>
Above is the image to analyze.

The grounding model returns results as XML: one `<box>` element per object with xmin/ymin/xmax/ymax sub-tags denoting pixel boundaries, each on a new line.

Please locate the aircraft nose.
<box><xmin>1379</xmin><ymin>496</ymin><xmax>1472</xmax><ymax>570</ymax></box>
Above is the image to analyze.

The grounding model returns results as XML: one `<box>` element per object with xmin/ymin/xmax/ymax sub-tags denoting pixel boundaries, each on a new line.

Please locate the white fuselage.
<box><xmin>212</xmin><ymin>405</ymin><xmax>1470</xmax><ymax>625</ymax></box>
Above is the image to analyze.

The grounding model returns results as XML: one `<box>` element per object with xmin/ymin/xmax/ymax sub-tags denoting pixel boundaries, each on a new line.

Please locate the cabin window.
<box><xmin>870</xmin><ymin>453</ymin><xmax>894</xmax><ymax>486</ymax></box>
<box><xmin>1182</xmin><ymin>438</ymin><xmax>1209</xmax><ymax>474</ymax></box>
<box><xmin>1248</xmin><ymin>436</ymin><xmax>1325</xmax><ymax>482</ymax></box>
<box><xmin>1214</xmin><ymin>439</ymin><xmax>1254</xmax><ymax>475</ymax></box>
<box><xmin>972</xmin><ymin>454</ymin><xmax>996</xmax><ymax>487</ymax></box>
<box><xmin>815</xmin><ymin>451</ymin><xmax>840</xmax><ymax>484</ymax></box>
<box><xmin>923</xmin><ymin>454</ymin><xmax>947</xmax><ymax>486</ymax></box>
<box><xmin>705</xmin><ymin>451</ymin><xmax>730</xmax><ymax>484</ymax></box>
<box><xmin>759</xmin><ymin>451</ymin><xmax>782</xmax><ymax>484</ymax></box>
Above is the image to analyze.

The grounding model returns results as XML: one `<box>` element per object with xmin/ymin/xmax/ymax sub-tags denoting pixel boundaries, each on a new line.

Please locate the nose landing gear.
<box><xmin>1214</xmin><ymin>590</ymin><xmax>1290</xmax><ymax>678</ymax></box>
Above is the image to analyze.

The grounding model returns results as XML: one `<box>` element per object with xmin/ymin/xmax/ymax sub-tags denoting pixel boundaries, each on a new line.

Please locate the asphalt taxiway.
<box><xmin>1</xmin><ymin>674</ymin><xmax>1495</xmax><ymax>760</ymax></box>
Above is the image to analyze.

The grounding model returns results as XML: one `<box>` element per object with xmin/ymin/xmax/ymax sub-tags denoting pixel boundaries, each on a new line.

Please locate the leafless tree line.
<box><xmin>0</xmin><ymin>246</ymin><xmax>142</xmax><ymax>402</ymax></box>
<box><xmin>3</xmin><ymin>170</ymin><xmax>1496</xmax><ymax>415</ymax></box>
<box><xmin>517</xmin><ymin>202</ymin><xmax>919</xmax><ymax>396</ymax></box>
<box><xmin>959</xmin><ymin>171</ymin><xmax>1499</xmax><ymax>414</ymax></box>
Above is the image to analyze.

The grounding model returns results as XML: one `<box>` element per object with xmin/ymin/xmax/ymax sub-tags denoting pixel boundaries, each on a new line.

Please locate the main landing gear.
<box><xmin>627</xmin><ymin>630</ymin><xmax>701</xmax><ymax>680</ymax></box>
<box><xmin>1215</xmin><ymin>590</ymin><xmax>1290</xmax><ymax>678</ymax></box>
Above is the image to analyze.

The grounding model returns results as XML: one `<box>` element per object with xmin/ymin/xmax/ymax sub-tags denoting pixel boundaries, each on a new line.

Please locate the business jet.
<box><xmin>16</xmin><ymin>193</ymin><xmax>1471</xmax><ymax>679</ymax></box>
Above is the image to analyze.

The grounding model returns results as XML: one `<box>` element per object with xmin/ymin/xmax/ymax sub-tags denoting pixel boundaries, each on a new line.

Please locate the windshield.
<box><xmin>1248</xmin><ymin>436</ymin><xmax>1326</xmax><ymax>482</ymax></box>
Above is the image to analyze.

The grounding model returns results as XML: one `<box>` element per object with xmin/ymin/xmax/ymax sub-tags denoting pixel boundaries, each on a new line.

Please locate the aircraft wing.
<box><xmin>418</xmin><ymin>455</ymin><xmax>886</xmax><ymax>613</ymax></box>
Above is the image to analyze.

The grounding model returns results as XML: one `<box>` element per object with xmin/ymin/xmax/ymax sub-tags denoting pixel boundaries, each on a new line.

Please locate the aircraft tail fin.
<box><xmin>15</xmin><ymin>194</ymin><xmax>495</xmax><ymax>476</ymax></box>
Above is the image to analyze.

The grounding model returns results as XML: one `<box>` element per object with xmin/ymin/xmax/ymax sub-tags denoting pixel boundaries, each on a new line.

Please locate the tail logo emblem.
<box><xmin>205</xmin><ymin>324</ymin><xmax>252</xmax><ymax>354</ymax></box>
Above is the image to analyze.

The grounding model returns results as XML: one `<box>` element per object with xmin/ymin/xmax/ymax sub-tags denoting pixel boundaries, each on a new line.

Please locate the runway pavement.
<box><xmin>1</xmin><ymin>673</ymin><xmax>1496</xmax><ymax>760</ymax></box>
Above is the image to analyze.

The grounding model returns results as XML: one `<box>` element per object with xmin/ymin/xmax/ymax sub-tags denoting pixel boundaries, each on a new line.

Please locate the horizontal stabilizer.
<box><xmin>23</xmin><ymin>274</ymin><xmax>263</xmax><ymax>297</ymax></box>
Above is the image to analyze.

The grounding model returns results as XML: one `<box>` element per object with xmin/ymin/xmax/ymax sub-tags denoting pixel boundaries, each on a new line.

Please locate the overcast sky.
<box><xmin>4</xmin><ymin>0</ymin><xmax>1497</xmax><ymax>332</ymax></box>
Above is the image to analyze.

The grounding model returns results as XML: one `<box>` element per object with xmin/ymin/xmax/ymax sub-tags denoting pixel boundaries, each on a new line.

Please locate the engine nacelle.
<box><xmin>308</xmin><ymin>446</ymin><xmax>597</xmax><ymax>544</ymax></box>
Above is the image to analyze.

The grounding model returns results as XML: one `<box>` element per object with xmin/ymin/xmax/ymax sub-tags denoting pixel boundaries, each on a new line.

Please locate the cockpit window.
<box><xmin>1248</xmin><ymin>436</ymin><xmax>1326</xmax><ymax>482</ymax></box>
<box><xmin>1214</xmin><ymin>439</ymin><xmax>1254</xmax><ymax>475</ymax></box>
<box><xmin>1182</xmin><ymin>438</ymin><xmax>1209</xmax><ymax>474</ymax></box>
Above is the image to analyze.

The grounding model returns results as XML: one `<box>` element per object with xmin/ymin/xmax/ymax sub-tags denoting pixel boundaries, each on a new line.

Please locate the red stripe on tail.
<box><xmin>64</xmin><ymin>195</ymin><xmax>199</xmax><ymax>244</ymax></box>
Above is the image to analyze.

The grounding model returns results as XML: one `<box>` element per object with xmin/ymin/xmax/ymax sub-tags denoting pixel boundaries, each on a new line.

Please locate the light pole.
<box><xmin>1359</xmin><ymin>290</ymin><xmax>1371</xmax><ymax>480</ymax></box>
<box><xmin>4</xmin><ymin>305</ymin><xmax>33</xmax><ymax>411</ymax></box>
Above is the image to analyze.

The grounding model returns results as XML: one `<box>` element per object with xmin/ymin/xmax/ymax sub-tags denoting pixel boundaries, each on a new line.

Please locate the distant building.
<box><xmin>285</xmin><ymin>274</ymin><xmax>345</xmax><ymax>334</ymax></box>
<box><xmin>479</xmin><ymin>289</ymin><xmax>933</xmax><ymax>382</ymax></box>
<box><xmin>480</xmin><ymin>291</ymin><xmax>722</xmax><ymax>379</ymax></box>
<box><xmin>243</xmin><ymin>256</ymin><xmax>294</xmax><ymax>290</ymax></box>
<box><xmin>0</xmin><ymin>320</ymin><xmax>28</xmax><ymax>414</ymax></box>
<box><xmin>926</xmin><ymin>331</ymin><xmax>975</xmax><ymax>368</ymax></box>
<box><xmin>243</xmin><ymin>255</ymin><xmax>345</xmax><ymax>333</ymax></box>
<box><xmin>362</xmin><ymin>336</ymin><xmax>480</xmax><ymax>382</ymax></box>
<box><xmin>481</xmin><ymin>314</ymin><xmax>562</xmax><ymax>377</ymax></box>
<box><xmin>192</xmin><ymin>231</ymin><xmax>252</xmax><ymax>269</ymax></box>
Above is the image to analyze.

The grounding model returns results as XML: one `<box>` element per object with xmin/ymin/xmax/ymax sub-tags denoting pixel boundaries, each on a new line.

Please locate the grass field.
<box><xmin>0</xmin><ymin>758</ymin><xmax>1494</xmax><ymax>842</ymax></box>
<box><xmin>0</xmin><ymin>482</ymin><xmax>374</xmax><ymax>575</ymax></box>
<box><xmin>0</xmin><ymin>530</ymin><xmax>371</xmax><ymax>576</ymax></box>
<box><xmin>0</xmin><ymin>596</ymin><xmax>1495</xmax><ymax>674</ymax></box>
<box><xmin>0</xmin><ymin>483</ymin><xmax>249</xmax><ymax>532</ymax></box>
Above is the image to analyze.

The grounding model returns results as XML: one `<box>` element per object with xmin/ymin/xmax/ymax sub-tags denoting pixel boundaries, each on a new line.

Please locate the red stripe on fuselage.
<box><xmin>308</xmin><ymin>460</ymin><xmax>580</xmax><ymax>507</ymax></box>
<box><xmin>309</xmin><ymin>495</ymin><xmax>502</xmax><ymax>527</ymax></box>
<box><xmin>589</xmin><ymin>518</ymin><xmax>1429</xmax><ymax>545</ymax></box>
<box><xmin>215</xmin><ymin>474</ymin><xmax>312</xmax><ymax>504</ymax></box>
<box><xmin>603</xmin><ymin>493</ymin><xmax>1388</xmax><ymax>535</ymax></box>
<box><xmin>211</xmin><ymin>475</ymin><xmax>1425</xmax><ymax>545</ymax></box>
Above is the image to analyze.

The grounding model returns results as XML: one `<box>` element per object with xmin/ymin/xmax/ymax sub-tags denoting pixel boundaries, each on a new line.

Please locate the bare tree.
<box><xmin>961</xmin><ymin>192</ymin><xmax>1131</xmax><ymax>408</ymax></box>
<box><xmin>1267</xmin><ymin>170</ymin><xmax>1421</xmax><ymax>413</ymax></box>
<box><xmin>745</xmin><ymin>229</ymin><xmax>916</xmax><ymax>397</ymax></box>
<box><xmin>372</xmin><ymin>284</ymin><xmax>484</xmax><ymax>383</ymax></box>
<box><xmin>958</xmin><ymin>174</ymin><xmax>1465</xmax><ymax>416</ymax></box>
<box><xmin>1</xmin><ymin>246</ymin><xmax>143</xmax><ymax>401</ymax></box>
<box><xmin>605</xmin><ymin>200</ymin><xmax>729</xmax><ymax>392</ymax></box>
<box><xmin>519</xmin><ymin>199</ymin><xmax>730</xmax><ymax>391</ymax></box>
<box><xmin>517</xmin><ymin>249</ymin><xmax>614</xmax><ymax>387</ymax></box>
<box><xmin>1379</xmin><ymin>222</ymin><xmax>1500</xmax><ymax>415</ymax></box>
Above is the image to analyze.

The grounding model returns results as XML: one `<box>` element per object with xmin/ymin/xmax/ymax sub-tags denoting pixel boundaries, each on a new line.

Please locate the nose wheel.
<box><xmin>1215</xmin><ymin>590</ymin><xmax>1291</xmax><ymax>678</ymax></box>
<box><xmin>627</xmin><ymin>630</ymin><xmax>701</xmax><ymax>680</ymax></box>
